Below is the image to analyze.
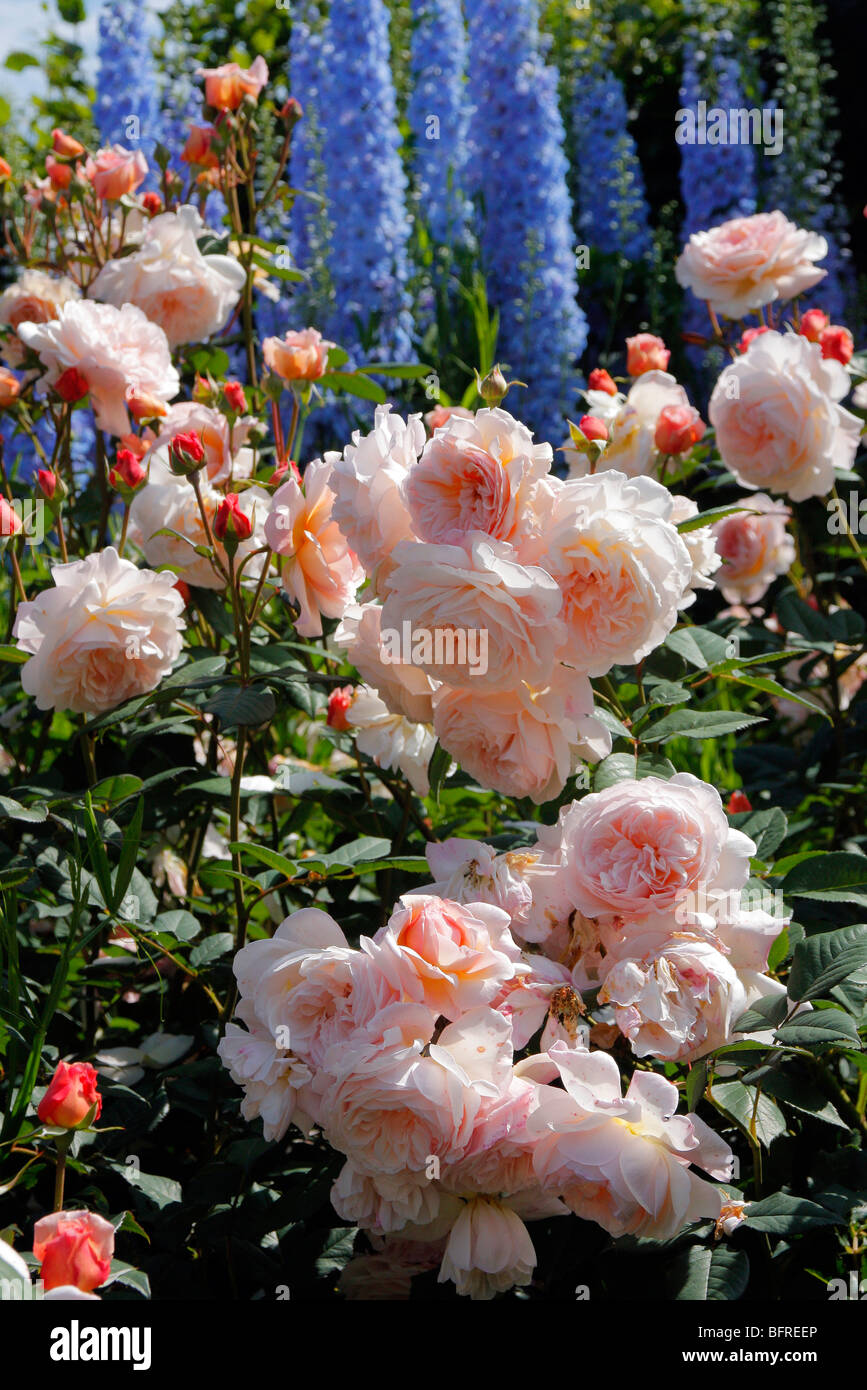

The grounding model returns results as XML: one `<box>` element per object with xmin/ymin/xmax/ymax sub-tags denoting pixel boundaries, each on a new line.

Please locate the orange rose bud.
<box><xmin>820</xmin><ymin>324</ymin><xmax>854</xmax><ymax>365</ymax></box>
<box><xmin>141</xmin><ymin>190</ymin><xmax>163</xmax><ymax>216</ymax></box>
<box><xmin>799</xmin><ymin>308</ymin><xmax>828</xmax><ymax>343</ymax></box>
<box><xmin>126</xmin><ymin>387</ymin><xmax>168</xmax><ymax>422</ymax></box>
<box><xmin>54</xmin><ymin>366</ymin><xmax>89</xmax><ymax>403</ymax></box>
<box><xmin>45</xmin><ymin>154</ymin><xmax>72</xmax><ymax>190</ymax></box>
<box><xmin>578</xmin><ymin>413</ymin><xmax>608</xmax><ymax>442</ymax></box>
<box><xmin>626</xmin><ymin>333</ymin><xmax>670</xmax><ymax>376</ymax></box>
<box><xmin>33</xmin><ymin>1210</ymin><xmax>114</xmax><ymax>1294</ymax></box>
<box><xmin>52</xmin><ymin>128</ymin><xmax>85</xmax><ymax>158</ymax></box>
<box><xmin>0</xmin><ymin>366</ymin><xmax>20</xmax><ymax>408</ymax></box>
<box><xmin>738</xmin><ymin>325</ymin><xmax>771</xmax><ymax>353</ymax></box>
<box><xmin>727</xmin><ymin>790</ymin><xmax>752</xmax><ymax>814</ymax></box>
<box><xmin>327</xmin><ymin>685</ymin><xmax>354</xmax><ymax>731</ymax></box>
<box><xmin>223</xmin><ymin>380</ymin><xmax>247</xmax><ymax>413</ymax></box>
<box><xmin>0</xmin><ymin>156</ymin><xmax>12</xmax><ymax>179</ymax></box>
<box><xmin>214</xmin><ymin>493</ymin><xmax>253</xmax><ymax>542</ymax></box>
<box><xmin>37</xmin><ymin>1060</ymin><xmax>102</xmax><ymax>1129</ymax></box>
<box><xmin>587</xmin><ymin>367</ymin><xmax>618</xmax><ymax>396</ymax></box>
<box><xmin>181</xmin><ymin>124</ymin><xmax>219</xmax><ymax>169</ymax></box>
<box><xmin>654</xmin><ymin>403</ymin><xmax>706</xmax><ymax>455</ymax></box>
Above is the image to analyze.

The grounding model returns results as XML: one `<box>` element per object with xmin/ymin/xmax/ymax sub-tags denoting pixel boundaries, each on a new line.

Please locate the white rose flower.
<box><xmin>129</xmin><ymin>473</ymin><xmax>269</xmax><ymax>589</ymax></box>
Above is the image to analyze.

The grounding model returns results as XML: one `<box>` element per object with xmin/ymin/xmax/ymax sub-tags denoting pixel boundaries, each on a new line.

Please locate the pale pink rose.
<box><xmin>19</xmin><ymin>300</ymin><xmax>179</xmax><ymax>438</ymax></box>
<box><xmin>264</xmin><ymin>458</ymin><xmax>364</xmax><ymax>637</ymax></box>
<box><xmin>598</xmin><ymin>932</ymin><xmax>748</xmax><ymax>1061</ymax></box>
<box><xmin>493</xmin><ymin>955</ymin><xmax>573</xmax><ymax>1050</ymax></box>
<box><xmin>129</xmin><ymin>474</ymin><xmax>269</xmax><ymax>590</ymax></box>
<box><xmin>368</xmin><ymin>894</ymin><xmax>527</xmax><ymax>1019</ymax></box>
<box><xmin>318</xmin><ymin>1005</ymin><xmax>509</xmax><ymax>1177</ymax></box>
<box><xmin>669</xmin><ymin>495</ymin><xmax>723</xmax><ymax>607</ymax></box>
<box><xmin>262</xmin><ymin>327</ymin><xmax>334</xmax><ymax>381</ymax></box>
<box><xmin>218</xmin><ymin>998</ymin><xmax>313</xmax><ymax>1141</ymax></box>
<box><xmin>553</xmin><ymin>774</ymin><xmax>755</xmax><ymax>922</ymax></box>
<box><xmin>146</xmin><ymin>401</ymin><xmax>257</xmax><ymax>484</ymax></box>
<box><xmin>437</xmin><ymin>1197</ymin><xmax>538</xmax><ymax>1300</ymax></box>
<box><xmin>521</xmin><ymin>471</ymin><xmax>692</xmax><ymax>677</ymax></box>
<box><xmin>91</xmin><ymin>206</ymin><xmax>245</xmax><ymax>347</ymax></box>
<box><xmin>402</xmin><ymin>406</ymin><xmax>552</xmax><ymax>546</ymax></box>
<box><xmin>425</xmin><ymin>404</ymin><xmax>474</xmax><ymax>432</ymax></box>
<box><xmin>86</xmin><ymin>144</ymin><xmax>148</xmax><ymax>201</ymax></box>
<box><xmin>418</xmin><ymin>839</ymin><xmax>534</xmax><ymax>925</ymax></box>
<box><xmin>331</xmin><ymin>1161</ymin><xmax>443</xmax><ymax>1236</ymax></box>
<box><xmin>381</xmin><ymin>533</ymin><xmax>564</xmax><ymax>692</ymax></box>
<box><xmin>432</xmin><ymin>669</ymin><xmax>610</xmax><ymax>804</ymax></box>
<box><xmin>564</xmin><ymin>372</ymin><xmax>691</xmax><ymax>479</ymax></box>
<box><xmin>675</xmin><ymin>211</ymin><xmax>828</xmax><ymax>318</ymax></box>
<box><xmin>333</xmin><ymin>603</ymin><xmax>436</xmax><ymax>724</ymax></box>
<box><xmin>706</xmin><ymin>889</ymin><xmax>789</xmax><ymax>973</ymax></box>
<box><xmin>197</xmin><ymin>55</ymin><xmax>269</xmax><ymax>111</ymax></box>
<box><xmin>329</xmin><ymin>405</ymin><xmax>424</xmax><ymax>587</ymax></box>
<box><xmin>531</xmin><ymin>1046</ymin><xmax>733</xmax><ymax>1239</ymax></box>
<box><xmin>709</xmin><ymin>331</ymin><xmax>860</xmax><ymax>501</ymax></box>
<box><xmin>0</xmin><ymin>269</ymin><xmax>79</xmax><ymax>331</ymax></box>
<box><xmin>344</xmin><ymin>685</ymin><xmax>436</xmax><ymax>797</ymax></box>
<box><xmin>13</xmin><ymin>548</ymin><xmax>184</xmax><ymax>715</ymax></box>
<box><xmin>712</xmin><ymin>494</ymin><xmax>795</xmax><ymax>604</ymax></box>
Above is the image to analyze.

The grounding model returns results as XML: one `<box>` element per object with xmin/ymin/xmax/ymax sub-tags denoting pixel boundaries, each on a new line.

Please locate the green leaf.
<box><xmin>90</xmin><ymin>774</ymin><xmax>143</xmax><ymax>805</ymax></box>
<box><xmin>724</xmin><ymin>673</ymin><xmax>828</xmax><ymax>718</ymax></box>
<box><xmin>729</xmin><ymin>807</ymin><xmax>788</xmax><ymax>860</ymax></box>
<box><xmin>781</xmin><ymin>853</ymin><xmax>867</xmax><ymax>907</ymax></box>
<box><xmin>110</xmin><ymin>797</ymin><xmax>144</xmax><ymax>914</ymax></box>
<box><xmin>162</xmin><ymin>655</ymin><xmax>227</xmax><ymax>690</ymax></box>
<box><xmin>355</xmin><ymin>362</ymin><xmax>435</xmax><ymax>379</ymax></box>
<box><xmin>0</xmin><ymin>644</ymin><xmax>28</xmax><ymax>664</ymax></box>
<box><xmin>642</xmin><ymin>709</ymin><xmax>764</xmax><ymax>742</ymax></box>
<box><xmin>318</xmin><ymin>371</ymin><xmax>387</xmax><ymax>403</ymax></box>
<box><xmin>787</xmin><ymin>925</ymin><xmax>867</xmax><ymax>1002</ymax></box>
<box><xmin>57</xmin><ymin>0</ymin><xmax>86</xmax><ymax>22</ymax></box>
<box><xmin>676</xmin><ymin>505</ymin><xmax>748</xmax><ymax>534</ymax></box>
<box><xmin>152</xmin><ymin>910</ymin><xmax>201</xmax><ymax>942</ymax></box>
<box><xmin>733</xmin><ymin>993</ymin><xmax>790</xmax><ymax>1032</ymax></box>
<box><xmin>202</xmin><ymin>685</ymin><xmax>276</xmax><ymax>729</ymax></box>
<box><xmin>5</xmin><ymin>51</ymin><xmax>39</xmax><ymax>71</ymax></box>
<box><xmin>758</xmin><ymin>1072</ymin><xmax>846</xmax><ymax>1128</ymax></box>
<box><xmin>665</xmin><ymin>627</ymin><xmax>733</xmax><ymax>669</ymax></box>
<box><xmin>230</xmin><ymin>843</ymin><xmax>297</xmax><ymax>880</ymax></box>
<box><xmin>0</xmin><ymin>796</ymin><xmax>47</xmax><ymax>824</ymax></box>
<box><xmin>685</xmin><ymin>1058</ymin><xmax>708</xmax><ymax>1112</ymax></box>
<box><xmin>669</xmin><ymin>1245</ymin><xmax>750</xmax><ymax>1301</ymax></box>
<box><xmin>315</xmin><ymin>1226</ymin><xmax>357</xmax><ymax>1276</ymax></box>
<box><xmin>190</xmin><ymin>933</ymin><xmax>234</xmax><ymax>968</ymax></box>
<box><xmin>710</xmin><ymin>1080</ymin><xmax>788</xmax><ymax>1147</ymax></box>
<box><xmin>427</xmin><ymin>741</ymin><xmax>451</xmax><ymax>802</ymax></box>
<box><xmin>774</xmin><ymin>1008</ymin><xmax>862</xmax><ymax>1050</ymax></box>
<box><xmin>103</xmin><ymin>1259</ymin><xmax>150</xmax><ymax>1298</ymax></box>
<box><xmin>593</xmin><ymin>751</ymin><xmax>676</xmax><ymax>790</ymax></box>
<box><xmin>744</xmin><ymin>1193</ymin><xmax>843</xmax><ymax>1235</ymax></box>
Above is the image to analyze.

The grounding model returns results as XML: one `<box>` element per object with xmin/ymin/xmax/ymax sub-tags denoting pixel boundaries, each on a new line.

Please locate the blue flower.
<box><xmin>407</xmin><ymin>0</ymin><xmax>472</xmax><ymax>249</ymax></box>
<box><xmin>95</xmin><ymin>1</ymin><xmax>160</xmax><ymax>180</ymax></box>
<box><xmin>573</xmin><ymin>58</ymin><xmax>651</xmax><ymax>262</ymax></box>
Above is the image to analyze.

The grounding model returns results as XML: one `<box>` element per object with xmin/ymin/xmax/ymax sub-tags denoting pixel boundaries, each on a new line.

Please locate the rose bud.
<box><xmin>0</xmin><ymin>497</ymin><xmax>22</xmax><ymax>539</ymax></box>
<box><xmin>168</xmin><ymin>430</ymin><xmax>206</xmax><ymax>476</ymax></box>
<box><xmin>174</xmin><ymin>579</ymin><xmax>191</xmax><ymax>606</ymax></box>
<box><xmin>578</xmin><ymin>414</ymin><xmax>608</xmax><ymax>443</ymax></box>
<box><xmin>820</xmin><ymin>324</ymin><xmax>854</xmax><ymax>365</ymax></box>
<box><xmin>262</xmin><ymin>327</ymin><xmax>334</xmax><ymax>382</ymax></box>
<box><xmin>119</xmin><ymin>432</ymin><xmax>149</xmax><ymax>459</ymax></box>
<box><xmin>33</xmin><ymin>1210</ymin><xmax>115</xmax><ymax>1294</ymax></box>
<box><xmin>52</xmin><ymin>128</ymin><xmax>84</xmax><ymax>158</ymax></box>
<box><xmin>0</xmin><ymin>367</ymin><xmax>20</xmax><ymax>408</ymax></box>
<box><xmin>125</xmin><ymin>387</ymin><xmax>168</xmax><ymax>423</ymax></box>
<box><xmin>280</xmin><ymin>96</ymin><xmax>304</xmax><ymax>126</ymax></box>
<box><xmin>269</xmin><ymin>457</ymin><xmax>301</xmax><ymax>487</ymax></box>
<box><xmin>45</xmin><ymin>155</ymin><xmax>72</xmax><ymax>190</ymax></box>
<box><xmin>223</xmin><ymin>380</ymin><xmax>247</xmax><ymax>413</ymax></box>
<box><xmin>327</xmin><ymin>685</ymin><xmax>354</xmax><ymax>731</ymax></box>
<box><xmin>0</xmin><ymin>156</ymin><xmax>12</xmax><ymax>180</ymax></box>
<box><xmin>626</xmin><ymin>333</ymin><xmax>670</xmax><ymax>376</ymax></box>
<box><xmin>727</xmin><ymin>790</ymin><xmax>753</xmax><ymax>813</ymax></box>
<box><xmin>799</xmin><ymin>308</ymin><xmax>828</xmax><ymax>343</ymax></box>
<box><xmin>197</xmin><ymin>56</ymin><xmax>269</xmax><ymax>112</ymax></box>
<box><xmin>109</xmin><ymin>447</ymin><xmax>147</xmax><ymax>496</ymax></box>
<box><xmin>478</xmin><ymin>363</ymin><xmax>509</xmax><ymax>404</ymax></box>
<box><xmin>654</xmin><ymin>403</ymin><xmax>706</xmax><ymax>455</ymax></box>
<box><xmin>141</xmin><ymin>191</ymin><xmax>162</xmax><ymax>216</ymax></box>
<box><xmin>54</xmin><ymin>366</ymin><xmax>89</xmax><ymax>403</ymax></box>
<box><xmin>214</xmin><ymin>493</ymin><xmax>253</xmax><ymax>543</ymax></box>
<box><xmin>37</xmin><ymin>468</ymin><xmax>66</xmax><ymax>504</ymax></box>
<box><xmin>587</xmin><ymin>367</ymin><xmax>618</xmax><ymax>396</ymax></box>
<box><xmin>181</xmin><ymin>124</ymin><xmax>219</xmax><ymax>169</ymax></box>
<box><xmin>37</xmin><ymin>1060</ymin><xmax>102</xmax><ymax>1129</ymax></box>
<box><xmin>88</xmin><ymin>145</ymin><xmax>148</xmax><ymax>201</ymax></box>
<box><xmin>738</xmin><ymin>325</ymin><xmax>771</xmax><ymax>353</ymax></box>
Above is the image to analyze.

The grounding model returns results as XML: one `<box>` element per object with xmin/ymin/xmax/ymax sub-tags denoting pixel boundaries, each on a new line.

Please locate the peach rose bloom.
<box><xmin>334</xmin><ymin>602</ymin><xmax>436</xmax><ymax>724</ymax></box>
<box><xmin>0</xmin><ymin>367</ymin><xmax>19</xmax><ymax>407</ymax></box>
<box><xmin>262</xmin><ymin>327</ymin><xmax>334</xmax><ymax>381</ymax></box>
<box><xmin>13</xmin><ymin>547</ymin><xmax>185</xmax><ymax>715</ymax></box>
<box><xmin>129</xmin><ymin>473</ymin><xmax>269</xmax><ymax>590</ymax></box>
<box><xmin>381</xmin><ymin>532</ymin><xmax>564</xmax><ymax>692</ymax></box>
<box><xmin>218</xmin><ymin>998</ymin><xmax>313</xmax><ymax>1141</ymax></box>
<box><xmin>0</xmin><ymin>269</ymin><xmax>79</xmax><ymax>332</ymax></box>
<box><xmin>332</xmin><ymin>1160</ymin><xmax>443</xmax><ymax>1236</ymax></box>
<box><xmin>438</xmin><ymin>1197</ymin><xmax>538</xmax><ymax>1300</ymax></box>
<box><xmin>424</xmin><ymin>403</ymin><xmax>474</xmax><ymax>432</ymax></box>
<box><xmin>91</xmin><ymin>206</ymin><xmax>245</xmax><ymax>348</ymax></box>
<box><xmin>712</xmin><ymin>494</ymin><xmax>795</xmax><ymax>604</ymax></box>
<box><xmin>329</xmin><ymin>404</ymin><xmax>423</xmax><ymax>585</ymax></box>
<box><xmin>402</xmin><ymin>406</ymin><xmax>552</xmax><ymax>546</ymax></box>
<box><xmin>344</xmin><ymin>685</ymin><xmax>436</xmax><ymax>798</ymax></box>
<box><xmin>145</xmin><ymin>401</ymin><xmax>256</xmax><ymax>484</ymax></box>
<box><xmin>33</xmin><ymin>1211</ymin><xmax>115</xmax><ymax>1293</ymax></box>
<box><xmin>531</xmin><ymin>1045</ymin><xmax>732</xmax><ymax>1240</ymax></box>
<box><xmin>675</xmin><ymin>210</ymin><xmax>828</xmax><ymax>318</ymax></box>
<box><xmin>87</xmin><ymin>144</ymin><xmax>148</xmax><ymax>200</ymax></box>
<box><xmin>367</xmin><ymin>894</ymin><xmax>527</xmax><ymax>1018</ymax></box>
<box><xmin>668</xmin><ymin>495</ymin><xmax>722</xmax><ymax>608</ymax></box>
<box><xmin>554</xmin><ymin>773</ymin><xmax>755</xmax><ymax>922</ymax></box>
<box><xmin>198</xmin><ymin>55</ymin><xmax>269</xmax><ymax>110</ymax></box>
<box><xmin>18</xmin><ymin>300</ymin><xmax>179</xmax><ymax>438</ymax></box>
<box><xmin>709</xmin><ymin>330</ymin><xmax>860</xmax><ymax>501</ymax></box>
<box><xmin>264</xmin><ymin>457</ymin><xmax>364</xmax><ymax>637</ymax></box>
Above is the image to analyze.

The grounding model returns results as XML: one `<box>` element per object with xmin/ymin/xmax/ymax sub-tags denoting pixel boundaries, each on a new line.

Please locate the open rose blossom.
<box><xmin>0</xmin><ymin>270</ymin><xmax>79</xmax><ymax>333</ymax></box>
<box><xmin>264</xmin><ymin>457</ymin><xmax>364</xmax><ymax>636</ymax></box>
<box><xmin>130</xmin><ymin>473</ymin><xmax>269</xmax><ymax>589</ymax></box>
<box><xmin>329</xmin><ymin>404</ymin><xmax>423</xmax><ymax>586</ymax></box>
<box><xmin>33</xmin><ymin>1211</ymin><xmax>115</xmax><ymax>1293</ymax></box>
<box><xmin>564</xmin><ymin>371</ymin><xmax>693</xmax><ymax>480</ymax></box>
<box><xmin>37</xmin><ymin>1061</ymin><xmax>102</xmax><ymax>1128</ymax></box>
<box><xmin>675</xmin><ymin>211</ymin><xmax>828</xmax><ymax>318</ymax></box>
<box><xmin>86</xmin><ymin>144</ymin><xmax>148</xmax><ymax>201</ymax></box>
<box><xmin>13</xmin><ymin>548</ymin><xmax>185</xmax><ymax>714</ymax></box>
<box><xmin>262</xmin><ymin>327</ymin><xmax>334</xmax><ymax>382</ymax></box>
<box><xmin>334</xmin><ymin>602</ymin><xmax>436</xmax><ymax>724</ymax></box>
<box><xmin>709</xmin><ymin>330</ymin><xmax>860</xmax><ymax>501</ymax></box>
<box><xmin>438</xmin><ymin>1197</ymin><xmax>537</xmax><ymax>1300</ymax></box>
<box><xmin>197</xmin><ymin>55</ymin><xmax>269</xmax><ymax>110</ymax></box>
<box><xmin>712</xmin><ymin>494</ymin><xmax>795</xmax><ymax>604</ymax></box>
<box><xmin>91</xmin><ymin>206</ymin><xmax>245</xmax><ymax>347</ymax></box>
<box><xmin>19</xmin><ymin>300</ymin><xmax>179</xmax><ymax>437</ymax></box>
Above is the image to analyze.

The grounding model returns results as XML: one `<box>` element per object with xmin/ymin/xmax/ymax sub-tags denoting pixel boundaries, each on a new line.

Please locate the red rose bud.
<box><xmin>727</xmin><ymin>790</ymin><xmax>753</xmax><ymax>814</ymax></box>
<box><xmin>223</xmin><ymin>380</ymin><xmax>247</xmax><ymax>413</ymax></box>
<box><xmin>269</xmin><ymin>457</ymin><xmax>301</xmax><ymax>487</ymax></box>
<box><xmin>820</xmin><ymin>324</ymin><xmax>854</xmax><ymax>365</ymax></box>
<box><xmin>54</xmin><ymin>366</ymin><xmax>89</xmax><ymax>403</ymax></box>
<box><xmin>327</xmin><ymin>685</ymin><xmax>354</xmax><ymax>731</ymax></box>
<box><xmin>587</xmin><ymin>367</ymin><xmax>618</xmax><ymax>396</ymax></box>
<box><xmin>626</xmin><ymin>333</ymin><xmax>670</xmax><ymax>376</ymax></box>
<box><xmin>109</xmin><ymin>448</ymin><xmax>147</xmax><ymax>495</ymax></box>
<box><xmin>737</xmin><ymin>325</ymin><xmax>771</xmax><ymax>353</ymax></box>
<box><xmin>799</xmin><ymin>308</ymin><xmax>828</xmax><ymax>343</ymax></box>
<box><xmin>214</xmin><ymin>493</ymin><xmax>253</xmax><ymax>543</ymax></box>
<box><xmin>578</xmin><ymin>414</ymin><xmax>608</xmax><ymax>442</ymax></box>
<box><xmin>37</xmin><ymin>1060</ymin><xmax>102</xmax><ymax>1129</ymax></box>
<box><xmin>52</xmin><ymin>128</ymin><xmax>84</xmax><ymax>158</ymax></box>
<box><xmin>654</xmin><ymin>403</ymin><xmax>706</xmax><ymax>455</ymax></box>
<box><xmin>280</xmin><ymin>96</ymin><xmax>304</xmax><ymax>124</ymax></box>
<box><xmin>141</xmin><ymin>191</ymin><xmax>163</xmax><ymax>216</ymax></box>
<box><xmin>168</xmin><ymin>430</ymin><xmax>206</xmax><ymax>475</ymax></box>
<box><xmin>174</xmin><ymin>579</ymin><xmax>191</xmax><ymax>606</ymax></box>
<box><xmin>45</xmin><ymin>154</ymin><xmax>72</xmax><ymax>190</ymax></box>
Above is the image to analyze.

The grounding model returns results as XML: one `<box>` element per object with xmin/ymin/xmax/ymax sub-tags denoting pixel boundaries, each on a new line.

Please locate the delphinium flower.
<box><xmin>466</xmin><ymin>0</ymin><xmax>586</xmax><ymax>446</ymax></box>
<box><xmin>407</xmin><ymin>0</ymin><xmax>472</xmax><ymax>251</ymax></box>
<box><xmin>95</xmin><ymin>0</ymin><xmax>160</xmax><ymax>179</ymax></box>
<box><xmin>573</xmin><ymin>52</ymin><xmax>651</xmax><ymax>264</ymax></box>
